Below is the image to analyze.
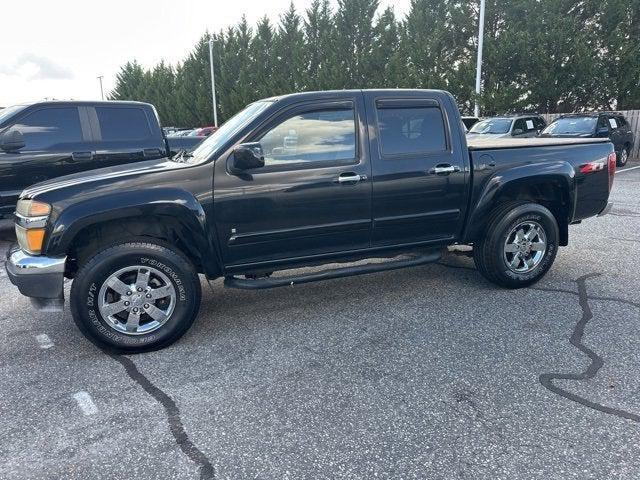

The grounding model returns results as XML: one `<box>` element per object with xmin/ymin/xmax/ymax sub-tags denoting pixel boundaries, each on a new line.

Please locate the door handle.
<box><xmin>71</xmin><ymin>151</ymin><xmax>93</xmax><ymax>162</ymax></box>
<box><xmin>429</xmin><ymin>164</ymin><xmax>461</xmax><ymax>175</ymax></box>
<box><xmin>337</xmin><ymin>173</ymin><xmax>367</xmax><ymax>184</ymax></box>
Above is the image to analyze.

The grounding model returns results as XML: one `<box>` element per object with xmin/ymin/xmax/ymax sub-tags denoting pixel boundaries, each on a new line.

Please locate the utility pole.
<box><xmin>208</xmin><ymin>39</ymin><xmax>218</xmax><ymax>127</ymax></box>
<box><xmin>97</xmin><ymin>75</ymin><xmax>104</xmax><ymax>101</ymax></box>
<box><xmin>474</xmin><ymin>0</ymin><xmax>486</xmax><ymax>118</ymax></box>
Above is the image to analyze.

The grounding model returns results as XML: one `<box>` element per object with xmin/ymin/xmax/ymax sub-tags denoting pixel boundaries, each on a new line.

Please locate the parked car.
<box><xmin>5</xmin><ymin>89</ymin><xmax>615</xmax><ymax>353</ymax></box>
<box><xmin>186</xmin><ymin>126</ymin><xmax>218</xmax><ymax>137</ymax></box>
<box><xmin>0</xmin><ymin>101</ymin><xmax>204</xmax><ymax>219</ymax></box>
<box><xmin>170</xmin><ymin>129</ymin><xmax>195</xmax><ymax>137</ymax></box>
<box><xmin>194</xmin><ymin>126</ymin><xmax>218</xmax><ymax>137</ymax></box>
<box><xmin>541</xmin><ymin>112</ymin><xmax>634</xmax><ymax>166</ymax></box>
<box><xmin>461</xmin><ymin>116</ymin><xmax>480</xmax><ymax>130</ymax></box>
<box><xmin>467</xmin><ymin>114</ymin><xmax>546</xmax><ymax>138</ymax></box>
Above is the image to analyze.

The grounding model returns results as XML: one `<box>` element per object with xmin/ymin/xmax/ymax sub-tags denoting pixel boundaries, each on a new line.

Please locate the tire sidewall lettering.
<box><xmin>81</xmin><ymin>253</ymin><xmax>191</xmax><ymax>347</ymax></box>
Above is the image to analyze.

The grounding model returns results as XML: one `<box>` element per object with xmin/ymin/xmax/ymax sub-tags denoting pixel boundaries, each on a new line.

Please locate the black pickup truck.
<box><xmin>5</xmin><ymin>89</ymin><xmax>615</xmax><ymax>353</ymax></box>
<box><xmin>0</xmin><ymin>100</ymin><xmax>202</xmax><ymax>219</ymax></box>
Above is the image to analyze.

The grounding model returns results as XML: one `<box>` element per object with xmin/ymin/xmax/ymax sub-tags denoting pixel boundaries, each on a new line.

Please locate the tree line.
<box><xmin>110</xmin><ymin>0</ymin><xmax>640</xmax><ymax>128</ymax></box>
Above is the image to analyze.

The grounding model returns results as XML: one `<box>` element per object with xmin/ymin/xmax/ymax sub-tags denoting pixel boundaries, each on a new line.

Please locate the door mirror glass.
<box><xmin>596</xmin><ymin>127</ymin><xmax>609</xmax><ymax>137</ymax></box>
<box><xmin>0</xmin><ymin>129</ymin><xmax>26</xmax><ymax>152</ymax></box>
<box><xmin>512</xmin><ymin>128</ymin><xmax>524</xmax><ymax>136</ymax></box>
<box><xmin>232</xmin><ymin>142</ymin><xmax>265</xmax><ymax>171</ymax></box>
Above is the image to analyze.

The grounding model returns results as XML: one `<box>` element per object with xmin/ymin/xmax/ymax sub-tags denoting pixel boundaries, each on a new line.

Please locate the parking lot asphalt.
<box><xmin>1</xmin><ymin>163</ymin><xmax>640</xmax><ymax>480</ymax></box>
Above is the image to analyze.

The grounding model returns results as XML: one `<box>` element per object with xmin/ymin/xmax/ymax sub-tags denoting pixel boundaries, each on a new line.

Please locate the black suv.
<box><xmin>542</xmin><ymin>112</ymin><xmax>635</xmax><ymax>166</ymax></box>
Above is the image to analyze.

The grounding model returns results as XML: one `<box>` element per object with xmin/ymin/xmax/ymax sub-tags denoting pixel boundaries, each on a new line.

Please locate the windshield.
<box><xmin>190</xmin><ymin>101</ymin><xmax>272</xmax><ymax>161</ymax></box>
<box><xmin>469</xmin><ymin>118</ymin><xmax>513</xmax><ymax>134</ymax></box>
<box><xmin>0</xmin><ymin>105</ymin><xmax>26</xmax><ymax>126</ymax></box>
<box><xmin>542</xmin><ymin>117</ymin><xmax>597</xmax><ymax>135</ymax></box>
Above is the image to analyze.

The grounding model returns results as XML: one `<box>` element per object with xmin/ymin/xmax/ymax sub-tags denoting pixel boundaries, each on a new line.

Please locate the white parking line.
<box><xmin>73</xmin><ymin>391</ymin><xmax>98</xmax><ymax>416</ymax></box>
<box><xmin>35</xmin><ymin>333</ymin><xmax>54</xmax><ymax>349</ymax></box>
<box><xmin>617</xmin><ymin>165</ymin><xmax>640</xmax><ymax>174</ymax></box>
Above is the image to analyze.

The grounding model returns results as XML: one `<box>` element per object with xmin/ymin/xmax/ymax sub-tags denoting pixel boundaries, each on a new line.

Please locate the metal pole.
<box><xmin>97</xmin><ymin>75</ymin><xmax>104</xmax><ymax>101</ymax></box>
<box><xmin>208</xmin><ymin>39</ymin><xmax>218</xmax><ymax>128</ymax></box>
<box><xmin>474</xmin><ymin>0</ymin><xmax>486</xmax><ymax>118</ymax></box>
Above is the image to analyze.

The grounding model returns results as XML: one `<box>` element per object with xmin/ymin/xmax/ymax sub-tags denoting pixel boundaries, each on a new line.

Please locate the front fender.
<box><xmin>463</xmin><ymin>161</ymin><xmax>576</xmax><ymax>242</ymax></box>
<box><xmin>44</xmin><ymin>188</ymin><xmax>221</xmax><ymax>277</ymax></box>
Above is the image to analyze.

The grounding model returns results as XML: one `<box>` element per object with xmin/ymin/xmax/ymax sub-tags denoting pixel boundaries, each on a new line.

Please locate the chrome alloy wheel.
<box><xmin>620</xmin><ymin>149</ymin><xmax>628</xmax><ymax>165</ymax></box>
<box><xmin>98</xmin><ymin>265</ymin><xmax>176</xmax><ymax>335</ymax></box>
<box><xmin>503</xmin><ymin>221</ymin><xmax>547</xmax><ymax>273</ymax></box>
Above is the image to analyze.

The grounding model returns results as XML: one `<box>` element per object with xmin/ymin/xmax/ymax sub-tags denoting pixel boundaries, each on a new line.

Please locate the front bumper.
<box><xmin>5</xmin><ymin>244</ymin><xmax>66</xmax><ymax>309</ymax></box>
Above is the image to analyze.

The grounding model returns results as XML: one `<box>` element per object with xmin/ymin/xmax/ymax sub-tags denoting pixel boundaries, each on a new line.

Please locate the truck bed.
<box><xmin>466</xmin><ymin>136</ymin><xmax>609</xmax><ymax>150</ymax></box>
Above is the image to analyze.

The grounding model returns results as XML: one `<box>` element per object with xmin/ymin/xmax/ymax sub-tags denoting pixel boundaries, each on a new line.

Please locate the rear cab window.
<box><xmin>376</xmin><ymin>99</ymin><xmax>447</xmax><ymax>156</ymax></box>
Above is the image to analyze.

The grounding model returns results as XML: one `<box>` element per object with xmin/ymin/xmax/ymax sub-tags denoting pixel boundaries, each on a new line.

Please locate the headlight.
<box><xmin>16</xmin><ymin>199</ymin><xmax>51</xmax><ymax>217</ymax></box>
<box><xmin>15</xmin><ymin>199</ymin><xmax>51</xmax><ymax>255</ymax></box>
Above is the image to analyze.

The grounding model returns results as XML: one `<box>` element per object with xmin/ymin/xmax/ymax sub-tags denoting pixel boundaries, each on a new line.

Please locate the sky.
<box><xmin>0</xmin><ymin>0</ymin><xmax>411</xmax><ymax>107</ymax></box>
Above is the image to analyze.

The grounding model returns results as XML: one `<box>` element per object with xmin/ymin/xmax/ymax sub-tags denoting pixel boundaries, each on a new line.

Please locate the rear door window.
<box><xmin>96</xmin><ymin>107</ymin><xmax>152</xmax><ymax>141</ymax></box>
<box><xmin>377</xmin><ymin>104</ymin><xmax>446</xmax><ymax>156</ymax></box>
<box><xmin>11</xmin><ymin>107</ymin><xmax>83</xmax><ymax>151</ymax></box>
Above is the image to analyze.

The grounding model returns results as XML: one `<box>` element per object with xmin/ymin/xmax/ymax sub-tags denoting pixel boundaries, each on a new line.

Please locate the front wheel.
<box><xmin>70</xmin><ymin>242</ymin><xmax>202</xmax><ymax>353</ymax></box>
<box><xmin>474</xmin><ymin>202</ymin><xmax>559</xmax><ymax>288</ymax></box>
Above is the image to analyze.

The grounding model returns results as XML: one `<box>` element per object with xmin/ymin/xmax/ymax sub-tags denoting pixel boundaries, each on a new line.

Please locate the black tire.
<box><xmin>70</xmin><ymin>242</ymin><xmax>202</xmax><ymax>353</ymax></box>
<box><xmin>474</xmin><ymin>202</ymin><xmax>559</xmax><ymax>288</ymax></box>
<box><xmin>616</xmin><ymin>146</ymin><xmax>629</xmax><ymax>167</ymax></box>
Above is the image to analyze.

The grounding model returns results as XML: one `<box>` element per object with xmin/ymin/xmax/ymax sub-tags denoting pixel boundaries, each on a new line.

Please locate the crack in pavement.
<box><xmin>109</xmin><ymin>354</ymin><xmax>216</xmax><ymax>479</ymax></box>
<box><xmin>538</xmin><ymin>273</ymin><xmax>640</xmax><ymax>422</ymax></box>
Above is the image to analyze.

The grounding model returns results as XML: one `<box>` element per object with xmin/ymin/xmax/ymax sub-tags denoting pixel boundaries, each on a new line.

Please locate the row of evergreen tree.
<box><xmin>110</xmin><ymin>0</ymin><xmax>640</xmax><ymax>128</ymax></box>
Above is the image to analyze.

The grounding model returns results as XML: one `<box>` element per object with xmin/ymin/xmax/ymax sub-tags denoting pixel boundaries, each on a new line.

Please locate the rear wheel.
<box><xmin>617</xmin><ymin>147</ymin><xmax>629</xmax><ymax>167</ymax></box>
<box><xmin>70</xmin><ymin>242</ymin><xmax>202</xmax><ymax>353</ymax></box>
<box><xmin>474</xmin><ymin>202</ymin><xmax>559</xmax><ymax>288</ymax></box>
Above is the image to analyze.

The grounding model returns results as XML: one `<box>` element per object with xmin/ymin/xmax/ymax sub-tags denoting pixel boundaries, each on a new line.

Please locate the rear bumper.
<box><xmin>598</xmin><ymin>202</ymin><xmax>613</xmax><ymax>217</ymax></box>
<box><xmin>5</xmin><ymin>245</ymin><xmax>66</xmax><ymax>304</ymax></box>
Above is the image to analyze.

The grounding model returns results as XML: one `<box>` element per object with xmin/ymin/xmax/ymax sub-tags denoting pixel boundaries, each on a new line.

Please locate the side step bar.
<box><xmin>224</xmin><ymin>250</ymin><xmax>442</xmax><ymax>290</ymax></box>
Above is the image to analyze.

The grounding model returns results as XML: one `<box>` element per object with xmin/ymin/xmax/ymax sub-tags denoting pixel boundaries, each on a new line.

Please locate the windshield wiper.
<box><xmin>172</xmin><ymin>149</ymin><xmax>194</xmax><ymax>163</ymax></box>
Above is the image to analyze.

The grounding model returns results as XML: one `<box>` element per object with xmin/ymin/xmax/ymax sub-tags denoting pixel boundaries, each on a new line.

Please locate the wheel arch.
<box><xmin>46</xmin><ymin>189</ymin><xmax>222</xmax><ymax>278</ymax></box>
<box><xmin>464</xmin><ymin>163</ymin><xmax>575</xmax><ymax>246</ymax></box>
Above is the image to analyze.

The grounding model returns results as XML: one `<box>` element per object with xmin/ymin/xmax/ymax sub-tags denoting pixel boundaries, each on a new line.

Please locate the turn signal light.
<box><xmin>15</xmin><ymin>226</ymin><xmax>46</xmax><ymax>254</ymax></box>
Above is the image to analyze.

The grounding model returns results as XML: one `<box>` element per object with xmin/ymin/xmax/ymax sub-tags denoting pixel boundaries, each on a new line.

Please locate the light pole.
<box><xmin>208</xmin><ymin>39</ymin><xmax>218</xmax><ymax>127</ymax></box>
<box><xmin>474</xmin><ymin>0</ymin><xmax>486</xmax><ymax>118</ymax></box>
<box><xmin>97</xmin><ymin>75</ymin><xmax>104</xmax><ymax>101</ymax></box>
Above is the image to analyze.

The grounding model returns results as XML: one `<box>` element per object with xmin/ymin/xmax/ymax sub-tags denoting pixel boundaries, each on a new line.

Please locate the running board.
<box><xmin>224</xmin><ymin>250</ymin><xmax>442</xmax><ymax>290</ymax></box>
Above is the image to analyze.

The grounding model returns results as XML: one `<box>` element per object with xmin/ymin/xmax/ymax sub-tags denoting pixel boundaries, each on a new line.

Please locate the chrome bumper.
<box><xmin>5</xmin><ymin>245</ymin><xmax>66</xmax><ymax>309</ymax></box>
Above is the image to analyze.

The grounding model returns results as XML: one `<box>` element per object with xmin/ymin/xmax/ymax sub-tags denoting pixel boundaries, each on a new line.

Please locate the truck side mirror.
<box><xmin>0</xmin><ymin>129</ymin><xmax>26</xmax><ymax>152</ymax></box>
<box><xmin>596</xmin><ymin>127</ymin><xmax>609</xmax><ymax>137</ymax></box>
<box><xmin>231</xmin><ymin>143</ymin><xmax>265</xmax><ymax>172</ymax></box>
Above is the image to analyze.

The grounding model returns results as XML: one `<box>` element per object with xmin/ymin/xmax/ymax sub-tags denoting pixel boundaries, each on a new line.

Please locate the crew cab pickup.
<box><xmin>0</xmin><ymin>100</ymin><xmax>202</xmax><ymax>219</ymax></box>
<box><xmin>5</xmin><ymin>90</ymin><xmax>615</xmax><ymax>353</ymax></box>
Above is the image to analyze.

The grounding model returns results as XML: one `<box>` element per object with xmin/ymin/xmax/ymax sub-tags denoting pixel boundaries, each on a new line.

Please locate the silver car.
<box><xmin>467</xmin><ymin>115</ymin><xmax>546</xmax><ymax>139</ymax></box>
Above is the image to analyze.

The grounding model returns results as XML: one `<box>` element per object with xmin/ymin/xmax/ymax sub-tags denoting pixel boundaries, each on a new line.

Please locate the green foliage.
<box><xmin>110</xmin><ymin>0</ymin><xmax>640</xmax><ymax>126</ymax></box>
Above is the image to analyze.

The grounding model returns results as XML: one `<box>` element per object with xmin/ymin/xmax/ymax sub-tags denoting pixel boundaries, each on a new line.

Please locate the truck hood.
<box><xmin>21</xmin><ymin>157</ymin><xmax>191</xmax><ymax>199</ymax></box>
